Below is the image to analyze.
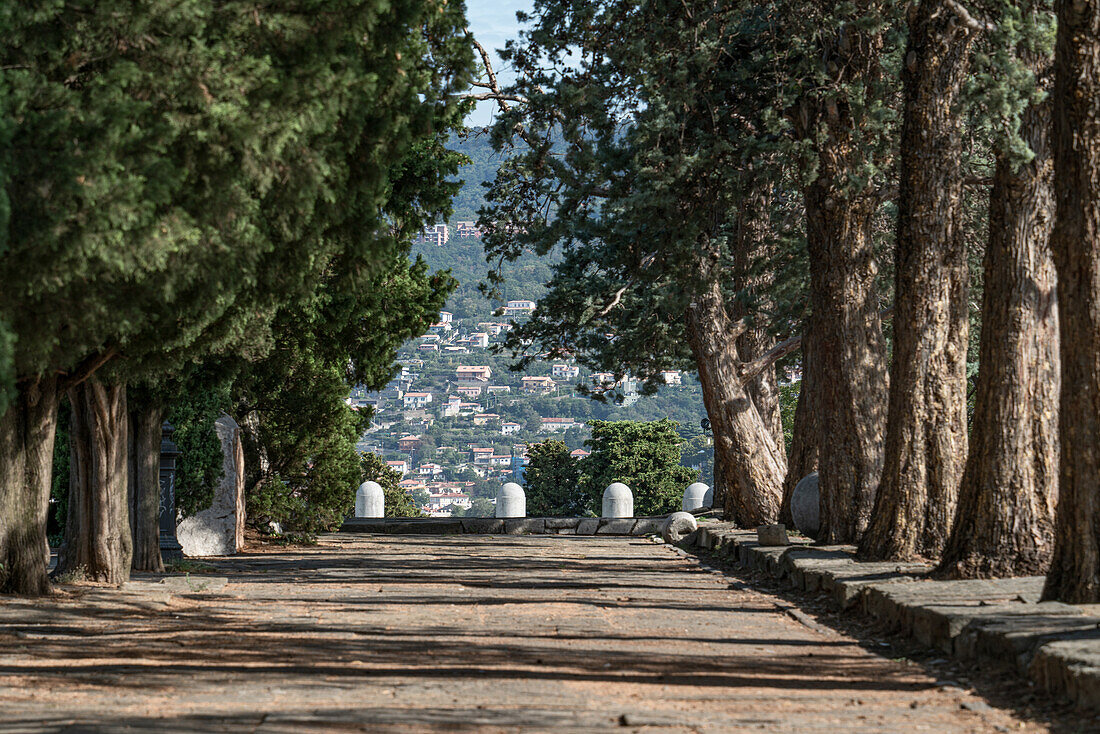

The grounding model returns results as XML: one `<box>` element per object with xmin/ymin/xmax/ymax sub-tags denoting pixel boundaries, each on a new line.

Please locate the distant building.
<box><xmin>551</xmin><ymin>363</ymin><xmax>580</xmax><ymax>381</ymax></box>
<box><xmin>592</xmin><ymin>372</ymin><xmax>616</xmax><ymax>385</ymax></box>
<box><xmin>540</xmin><ymin>417</ymin><xmax>581</xmax><ymax>432</ymax></box>
<box><xmin>418</xmin><ymin>463</ymin><xmax>443</xmax><ymax>477</ymax></box>
<box><xmin>472</xmin><ymin>413</ymin><xmax>501</xmax><ymax>426</ymax></box>
<box><xmin>502</xmin><ymin>299</ymin><xmax>536</xmax><ymax>317</ymax></box>
<box><xmin>402</xmin><ymin>392</ymin><xmax>433</xmax><ymax>409</ymax></box>
<box><xmin>443</xmin><ymin>345</ymin><xmax>468</xmax><ymax>354</ymax></box>
<box><xmin>416</xmin><ymin>223</ymin><xmax>449</xmax><ymax>246</ymax></box>
<box><xmin>469</xmin><ymin>332</ymin><xmax>489</xmax><ymax>348</ymax></box>
<box><xmin>501</xmin><ymin>421</ymin><xmax>522</xmax><ymax>435</ymax></box>
<box><xmin>386</xmin><ymin>459</ymin><xmax>409</xmax><ymax>475</ymax></box>
<box><xmin>486</xmin><ymin>385</ymin><xmax>512</xmax><ymax>395</ymax></box>
<box><xmin>441</xmin><ymin>395</ymin><xmax>462</xmax><ymax>417</ymax></box>
<box><xmin>660</xmin><ymin>370</ymin><xmax>682</xmax><ymax>385</ymax></box>
<box><xmin>453</xmin><ymin>221</ymin><xmax>482</xmax><ymax>239</ymax></box>
<box><xmin>439</xmin><ymin>311</ymin><xmax>453</xmax><ymax>324</ymax></box>
<box><xmin>457</xmin><ymin>384</ymin><xmax>483</xmax><ymax>398</ymax></box>
<box><xmin>478</xmin><ymin>322</ymin><xmax>504</xmax><ymax>336</ymax></box>
<box><xmin>456</xmin><ymin>365</ymin><xmax>493</xmax><ymax>382</ymax></box>
<box><xmin>570</xmin><ymin>449</ymin><xmax>591</xmax><ymax>459</ymax></box>
<box><xmin>397</xmin><ymin>434</ymin><xmax>422</xmax><ymax>452</ymax></box>
<box><xmin>416</xmin><ymin>343</ymin><xmax>438</xmax><ymax>352</ymax></box>
<box><xmin>458</xmin><ymin>402</ymin><xmax>484</xmax><ymax>415</ymax></box>
<box><xmin>428</xmin><ymin>321</ymin><xmax>452</xmax><ymax>334</ymax></box>
<box><xmin>521</xmin><ymin>376</ymin><xmax>556</xmax><ymax>394</ymax></box>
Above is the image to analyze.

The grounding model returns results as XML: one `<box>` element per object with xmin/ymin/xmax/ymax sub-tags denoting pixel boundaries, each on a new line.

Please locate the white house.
<box><xmin>502</xmin><ymin>299</ymin><xmax>536</xmax><ymax>317</ymax></box>
<box><xmin>540</xmin><ymin>417</ymin><xmax>581</xmax><ymax>432</ymax></box>
<box><xmin>501</xmin><ymin>421</ymin><xmax>522</xmax><ymax>435</ymax></box>
<box><xmin>418</xmin><ymin>463</ymin><xmax>443</xmax><ymax>477</ymax></box>
<box><xmin>386</xmin><ymin>459</ymin><xmax>409</xmax><ymax>475</ymax></box>
<box><xmin>456</xmin><ymin>384</ymin><xmax>483</xmax><ymax>398</ymax></box>
<box><xmin>660</xmin><ymin>370</ymin><xmax>683</xmax><ymax>385</ymax></box>
<box><xmin>439</xmin><ymin>311</ymin><xmax>453</xmax><ymax>324</ymax></box>
<box><xmin>402</xmin><ymin>392</ymin><xmax>433</xmax><ymax>409</ymax></box>
<box><xmin>551</xmin><ymin>363</ymin><xmax>580</xmax><ymax>380</ymax></box>
<box><xmin>469</xmin><ymin>332</ymin><xmax>490</xmax><ymax>348</ymax></box>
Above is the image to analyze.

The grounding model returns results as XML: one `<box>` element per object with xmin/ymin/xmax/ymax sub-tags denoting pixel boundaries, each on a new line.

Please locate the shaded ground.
<box><xmin>0</xmin><ymin>535</ymin><xmax>1090</xmax><ymax>732</ymax></box>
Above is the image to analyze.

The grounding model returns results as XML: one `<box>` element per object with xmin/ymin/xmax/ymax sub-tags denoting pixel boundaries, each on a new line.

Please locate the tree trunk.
<box><xmin>128</xmin><ymin>396</ymin><xmax>164</xmax><ymax>573</ymax></box>
<box><xmin>936</xmin><ymin>67</ymin><xmax>1058</xmax><ymax>580</ymax></box>
<box><xmin>58</xmin><ymin>377</ymin><xmax>132</xmax><ymax>583</ymax></box>
<box><xmin>804</xmin><ymin>192</ymin><xmax>889</xmax><ymax>544</ymax></box>
<box><xmin>859</xmin><ymin>1</ymin><xmax>975</xmax><ymax>561</ymax></box>
<box><xmin>731</xmin><ymin>195</ymin><xmax>786</xmax><ymax>460</ymax></box>
<box><xmin>0</xmin><ymin>377</ymin><xmax>58</xmax><ymax>595</ymax></box>
<box><xmin>780</xmin><ymin>325</ymin><xmax>819</xmax><ymax>527</ymax></box>
<box><xmin>1042</xmin><ymin>0</ymin><xmax>1100</xmax><ymax>603</ymax></box>
<box><xmin>685</xmin><ymin>265</ymin><xmax>785</xmax><ymax>526</ymax></box>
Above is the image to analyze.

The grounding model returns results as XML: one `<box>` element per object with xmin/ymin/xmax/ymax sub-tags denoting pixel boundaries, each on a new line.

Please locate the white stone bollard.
<box><xmin>355</xmin><ymin>481</ymin><xmax>385</xmax><ymax>518</ymax></box>
<box><xmin>791</xmin><ymin>472</ymin><xmax>820</xmax><ymax>538</ymax></box>
<box><xmin>602</xmin><ymin>482</ymin><xmax>633</xmax><ymax>518</ymax></box>
<box><xmin>495</xmin><ymin>482</ymin><xmax>526</xmax><ymax>518</ymax></box>
<box><xmin>682</xmin><ymin>482</ymin><xmax>710</xmax><ymax>512</ymax></box>
<box><xmin>702</xmin><ymin>485</ymin><xmax>714</xmax><ymax>508</ymax></box>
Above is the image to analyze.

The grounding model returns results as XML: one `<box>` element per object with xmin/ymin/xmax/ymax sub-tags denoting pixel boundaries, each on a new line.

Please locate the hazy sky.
<box><xmin>464</xmin><ymin>0</ymin><xmax>533</xmax><ymax>127</ymax></box>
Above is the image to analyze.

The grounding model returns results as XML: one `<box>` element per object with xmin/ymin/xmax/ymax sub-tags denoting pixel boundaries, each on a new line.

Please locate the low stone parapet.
<box><xmin>688</xmin><ymin>523</ymin><xmax>1100</xmax><ymax>711</ymax></box>
<box><xmin>340</xmin><ymin>516</ymin><xmax>675</xmax><ymax>536</ymax></box>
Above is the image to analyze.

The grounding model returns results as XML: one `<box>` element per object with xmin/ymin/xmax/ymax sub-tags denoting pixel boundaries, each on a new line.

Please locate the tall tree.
<box><xmin>524</xmin><ymin>440</ymin><xmax>585</xmax><ymax>516</ymax></box>
<box><xmin>782</xmin><ymin>1</ymin><xmax>897</xmax><ymax>543</ymax></box>
<box><xmin>476</xmin><ymin>0</ymin><xmax>798</xmax><ymax>526</ymax></box>
<box><xmin>860</xmin><ymin>0</ymin><xmax>979</xmax><ymax>561</ymax></box>
<box><xmin>1042</xmin><ymin>0</ymin><xmax>1100</xmax><ymax>603</ymax></box>
<box><xmin>938</xmin><ymin>6</ymin><xmax>1059</xmax><ymax>579</ymax></box>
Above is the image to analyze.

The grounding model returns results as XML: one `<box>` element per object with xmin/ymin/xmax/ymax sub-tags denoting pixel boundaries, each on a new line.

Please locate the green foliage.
<box><xmin>360</xmin><ymin>452</ymin><xmax>422</xmax><ymax>518</ymax></box>
<box><xmin>581</xmin><ymin>420</ymin><xmax>697</xmax><ymax>517</ymax></box>
<box><xmin>48</xmin><ymin>400</ymin><xmax>72</xmax><ymax>546</ymax></box>
<box><xmin>455</xmin><ymin>497</ymin><xmax>496</xmax><ymax>518</ymax></box>
<box><xmin>167</xmin><ymin>381</ymin><xmax>233</xmax><ymax>518</ymax></box>
<box><xmin>524</xmin><ymin>440</ymin><xmax>586</xmax><ymax>516</ymax></box>
<box><xmin>779</xmin><ymin>380</ymin><xmax>801</xmax><ymax>451</ymax></box>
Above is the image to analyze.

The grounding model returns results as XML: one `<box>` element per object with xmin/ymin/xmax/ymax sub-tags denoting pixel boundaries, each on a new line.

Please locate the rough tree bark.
<box><xmin>128</xmin><ymin>394</ymin><xmax>164</xmax><ymax>573</ymax></box>
<box><xmin>794</xmin><ymin>11</ymin><xmax>890</xmax><ymax>545</ymax></box>
<box><xmin>58</xmin><ymin>377</ymin><xmax>132</xmax><ymax>583</ymax></box>
<box><xmin>0</xmin><ymin>376</ymin><xmax>58</xmax><ymax>595</ymax></box>
<box><xmin>1042</xmin><ymin>0</ymin><xmax>1100</xmax><ymax>603</ymax></box>
<box><xmin>685</xmin><ymin>259</ymin><xmax>785</xmax><ymax>526</ymax></box>
<box><xmin>859</xmin><ymin>0</ymin><xmax>975</xmax><ymax>561</ymax></box>
<box><xmin>731</xmin><ymin>195</ymin><xmax>786</xmax><ymax>460</ymax></box>
<box><xmin>937</xmin><ymin>66</ymin><xmax>1058</xmax><ymax>580</ymax></box>
<box><xmin>780</xmin><ymin>324</ymin><xmax>820</xmax><ymax>527</ymax></box>
<box><xmin>804</xmin><ymin>176</ymin><xmax>889</xmax><ymax>544</ymax></box>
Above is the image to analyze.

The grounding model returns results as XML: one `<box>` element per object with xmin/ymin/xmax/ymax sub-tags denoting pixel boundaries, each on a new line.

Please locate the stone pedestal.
<box><xmin>495</xmin><ymin>482</ymin><xmax>526</xmax><ymax>518</ymax></box>
<box><xmin>356</xmin><ymin>481</ymin><xmax>384</xmax><ymax>518</ymax></box>
<box><xmin>602</xmin><ymin>483</ymin><xmax>633</xmax><ymax>518</ymax></box>
<box><xmin>176</xmin><ymin>415</ymin><xmax>245</xmax><ymax>557</ymax></box>
<box><xmin>682</xmin><ymin>482</ymin><xmax>709</xmax><ymax>512</ymax></box>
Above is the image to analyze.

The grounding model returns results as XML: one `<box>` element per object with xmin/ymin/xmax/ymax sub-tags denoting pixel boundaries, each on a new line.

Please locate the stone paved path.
<box><xmin>0</xmin><ymin>535</ymin><xmax>1078</xmax><ymax>732</ymax></box>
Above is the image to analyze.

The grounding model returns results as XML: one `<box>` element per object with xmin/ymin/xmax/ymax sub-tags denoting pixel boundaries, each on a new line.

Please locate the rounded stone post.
<box><xmin>682</xmin><ymin>482</ymin><xmax>709</xmax><ymax>512</ymax></box>
<box><xmin>495</xmin><ymin>482</ymin><xmax>526</xmax><ymax>518</ymax></box>
<box><xmin>791</xmin><ymin>472</ymin><xmax>820</xmax><ymax>538</ymax></box>
<box><xmin>602</xmin><ymin>482</ymin><xmax>633</xmax><ymax>518</ymax></box>
<box><xmin>355</xmin><ymin>481</ymin><xmax>385</xmax><ymax>518</ymax></box>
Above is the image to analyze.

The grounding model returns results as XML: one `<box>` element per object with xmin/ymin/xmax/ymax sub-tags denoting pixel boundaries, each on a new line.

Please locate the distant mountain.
<box><xmin>447</xmin><ymin>129</ymin><xmax>502</xmax><ymax>221</ymax></box>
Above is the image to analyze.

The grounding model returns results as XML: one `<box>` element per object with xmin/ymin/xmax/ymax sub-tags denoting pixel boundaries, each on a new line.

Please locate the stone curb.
<box><xmin>340</xmin><ymin>515</ymin><xmax>691</xmax><ymax>537</ymax></box>
<box><xmin>689</xmin><ymin>524</ymin><xmax>1100</xmax><ymax>710</ymax></box>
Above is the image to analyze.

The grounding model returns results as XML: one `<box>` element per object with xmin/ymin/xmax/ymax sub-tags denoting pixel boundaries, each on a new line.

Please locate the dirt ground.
<box><xmin>0</xmin><ymin>534</ymin><xmax>1094</xmax><ymax>733</ymax></box>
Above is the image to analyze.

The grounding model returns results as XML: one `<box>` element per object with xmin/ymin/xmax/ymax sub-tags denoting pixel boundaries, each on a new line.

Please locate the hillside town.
<box><xmin>348</xmin><ymin>285</ymin><xmax>701</xmax><ymax>516</ymax></box>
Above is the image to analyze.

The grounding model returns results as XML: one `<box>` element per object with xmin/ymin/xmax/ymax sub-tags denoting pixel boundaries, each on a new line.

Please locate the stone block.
<box><xmin>461</xmin><ymin>518</ymin><xmax>505</xmax><ymax>534</ymax></box>
<box><xmin>504</xmin><ymin>518</ymin><xmax>545</xmax><ymax>535</ymax></box>
<box><xmin>544</xmin><ymin>518</ymin><xmax>581</xmax><ymax>530</ymax></box>
<box><xmin>177</xmin><ymin>415</ymin><xmax>245</xmax><ymax>557</ymax></box>
<box><xmin>632</xmin><ymin>518</ymin><xmax>664</xmax><ymax>535</ymax></box>
<box><xmin>576</xmin><ymin>518</ymin><xmax>600</xmax><ymax>535</ymax></box>
<box><xmin>756</xmin><ymin>524</ymin><xmax>789</xmax><ymax>547</ymax></box>
<box><xmin>661</xmin><ymin>512</ymin><xmax>697</xmax><ymax>544</ymax></box>
<box><xmin>340</xmin><ymin>518</ymin><xmax>387</xmax><ymax>533</ymax></box>
<box><xmin>596</xmin><ymin>518</ymin><xmax>638</xmax><ymax>534</ymax></box>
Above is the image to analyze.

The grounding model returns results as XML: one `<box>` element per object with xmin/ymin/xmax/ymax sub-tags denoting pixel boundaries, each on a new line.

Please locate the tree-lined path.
<box><xmin>0</xmin><ymin>536</ymin><xmax>1065</xmax><ymax>732</ymax></box>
